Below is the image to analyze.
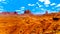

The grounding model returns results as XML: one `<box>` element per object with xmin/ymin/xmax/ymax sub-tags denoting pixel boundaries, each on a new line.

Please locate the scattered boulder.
<box><xmin>53</xmin><ymin>18</ymin><xmax>59</xmax><ymax>21</ymax></box>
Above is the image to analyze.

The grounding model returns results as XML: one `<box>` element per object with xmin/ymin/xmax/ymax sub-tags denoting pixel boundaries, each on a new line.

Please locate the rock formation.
<box><xmin>0</xmin><ymin>12</ymin><xmax>18</xmax><ymax>15</ymax></box>
<box><xmin>45</xmin><ymin>11</ymin><xmax>48</xmax><ymax>14</ymax></box>
<box><xmin>24</xmin><ymin>10</ymin><xmax>32</xmax><ymax>14</ymax></box>
<box><xmin>0</xmin><ymin>11</ymin><xmax>60</xmax><ymax>34</ymax></box>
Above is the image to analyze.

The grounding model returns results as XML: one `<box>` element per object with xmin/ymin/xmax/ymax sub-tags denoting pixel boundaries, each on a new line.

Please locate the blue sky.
<box><xmin>0</xmin><ymin>0</ymin><xmax>60</xmax><ymax>14</ymax></box>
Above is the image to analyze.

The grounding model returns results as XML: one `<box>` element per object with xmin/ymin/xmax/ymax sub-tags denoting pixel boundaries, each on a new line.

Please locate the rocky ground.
<box><xmin>0</xmin><ymin>10</ymin><xmax>60</xmax><ymax>34</ymax></box>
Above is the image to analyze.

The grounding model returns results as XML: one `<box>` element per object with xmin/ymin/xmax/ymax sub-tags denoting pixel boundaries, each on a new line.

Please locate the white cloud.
<box><xmin>0</xmin><ymin>0</ymin><xmax>5</xmax><ymax>2</ymax></box>
<box><xmin>0</xmin><ymin>0</ymin><xmax>8</xmax><ymax>4</ymax></box>
<box><xmin>52</xmin><ymin>8</ymin><xmax>54</xmax><ymax>9</ymax></box>
<box><xmin>50</xmin><ymin>3</ymin><xmax>56</xmax><ymax>6</ymax></box>
<box><xmin>41</xmin><ymin>8</ymin><xmax>45</xmax><ymax>10</ymax></box>
<box><xmin>39</xmin><ymin>0</ymin><xmax>44</xmax><ymax>2</ymax></box>
<box><xmin>17</xmin><ymin>6</ymin><xmax>25</xmax><ymax>14</ymax></box>
<box><xmin>36</xmin><ymin>2</ymin><xmax>39</xmax><ymax>5</ymax></box>
<box><xmin>16</xmin><ymin>6</ymin><xmax>25</xmax><ymax>14</ymax></box>
<box><xmin>36</xmin><ymin>7</ymin><xmax>38</xmax><ymax>8</ymax></box>
<box><xmin>39</xmin><ymin>5</ymin><xmax>42</xmax><ymax>7</ymax></box>
<box><xmin>0</xmin><ymin>6</ymin><xmax>4</xmax><ymax>11</ymax></box>
<box><xmin>15</xmin><ymin>10</ymin><xmax>24</xmax><ymax>14</ymax></box>
<box><xmin>45</xmin><ymin>5</ymin><xmax>49</xmax><ymax>7</ymax></box>
<box><xmin>38</xmin><ymin>0</ymin><xmax>50</xmax><ymax>7</ymax></box>
<box><xmin>0</xmin><ymin>6</ymin><xmax>4</xmax><ymax>13</ymax></box>
<box><xmin>2</xmin><ymin>2</ymin><xmax>7</xmax><ymax>4</ymax></box>
<box><xmin>28</xmin><ymin>4</ymin><xmax>35</xmax><ymax>6</ymax></box>
<box><xmin>21</xmin><ymin>6</ymin><xmax>25</xmax><ymax>8</ymax></box>
<box><xmin>36</xmin><ymin>2</ymin><xmax>42</xmax><ymax>7</ymax></box>
<box><xmin>40</xmin><ymin>8</ymin><xmax>47</xmax><ymax>11</ymax></box>
<box><xmin>0</xmin><ymin>8</ymin><xmax>4</xmax><ymax>11</ymax></box>
<box><xmin>56</xmin><ymin>4</ymin><xmax>60</xmax><ymax>7</ymax></box>
<box><xmin>38</xmin><ymin>5</ymin><xmax>42</xmax><ymax>7</ymax></box>
<box><xmin>15</xmin><ymin>10</ymin><xmax>21</xmax><ymax>11</ymax></box>
<box><xmin>34</xmin><ymin>11</ymin><xmax>45</xmax><ymax>14</ymax></box>
<box><xmin>39</xmin><ymin>0</ymin><xmax>50</xmax><ymax>5</ymax></box>
<box><xmin>44</xmin><ymin>0</ymin><xmax>50</xmax><ymax>5</ymax></box>
<box><xmin>20</xmin><ymin>6</ymin><xmax>25</xmax><ymax>10</ymax></box>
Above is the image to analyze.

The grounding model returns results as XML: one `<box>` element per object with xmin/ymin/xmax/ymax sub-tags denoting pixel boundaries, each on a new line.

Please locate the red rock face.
<box><xmin>24</xmin><ymin>10</ymin><xmax>31</xmax><ymax>14</ymax></box>
<box><xmin>9</xmin><ymin>12</ymin><xmax>18</xmax><ymax>15</ymax></box>
<box><xmin>0</xmin><ymin>12</ymin><xmax>18</xmax><ymax>15</ymax></box>
<box><xmin>14</xmin><ymin>12</ymin><xmax>17</xmax><ymax>14</ymax></box>
<box><xmin>45</xmin><ymin>11</ymin><xmax>48</xmax><ymax>14</ymax></box>
<box><xmin>1</xmin><ymin>12</ymin><xmax>9</xmax><ymax>15</ymax></box>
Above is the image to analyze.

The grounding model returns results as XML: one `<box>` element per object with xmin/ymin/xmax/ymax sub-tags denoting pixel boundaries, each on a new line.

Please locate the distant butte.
<box><xmin>24</xmin><ymin>10</ymin><xmax>32</xmax><ymax>14</ymax></box>
<box><xmin>45</xmin><ymin>11</ymin><xmax>48</xmax><ymax>14</ymax></box>
<box><xmin>0</xmin><ymin>12</ymin><xmax>18</xmax><ymax>15</ymax></box>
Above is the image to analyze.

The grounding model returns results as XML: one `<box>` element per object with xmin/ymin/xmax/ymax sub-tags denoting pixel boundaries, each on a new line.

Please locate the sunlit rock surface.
<box><xmin>0</xmin><ymin>10</ymin><xmax>60</xmax><ymax>34</ymax></box>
